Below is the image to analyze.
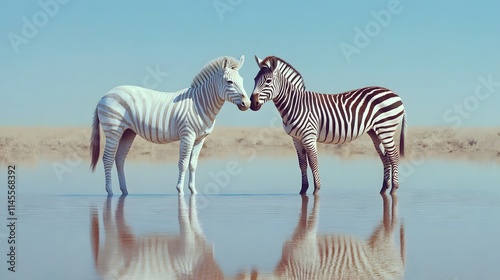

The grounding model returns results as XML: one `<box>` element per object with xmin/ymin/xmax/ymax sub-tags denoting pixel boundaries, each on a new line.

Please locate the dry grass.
<box><xmin>1</xmin><ymin>126</ymin><xmax>499</xmax><ymax>164</ymax></box>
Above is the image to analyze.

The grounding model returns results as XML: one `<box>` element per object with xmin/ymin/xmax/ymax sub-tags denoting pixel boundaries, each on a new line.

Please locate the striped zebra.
<box><xmin>237</xmin><ymin>194</ymin><xmax>405</xmax><ymax>280</ymax></box>
<box><xmin>90</xmin><ymin>195</ymin><xmax>224</xmax><ymax>280</ymax></box>
<box><xmin>90</xmin><ymin>56</ymin><xmax>249</xmax><ymax>195</ymax></box>
<box><xmin>250</xmin><ymin>56</ymin><xmax>407</xmax><ymax>194</ymax></box>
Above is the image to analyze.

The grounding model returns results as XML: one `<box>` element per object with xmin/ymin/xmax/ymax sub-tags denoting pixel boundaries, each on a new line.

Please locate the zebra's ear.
<box><xmin>222</xmin><ymin>56</ymin><xmax>230</xmax><ymax>69</ymax></box>
<box><xmin>254</xmin><ymin>55</ymin><xmax>263</xmax><ymax>68</ymax></box>
<box><xmin>238</xmin><ymin>55</ymin><xmax>245</xmax><ymax>69</ymax></box>
<box><xmin>269</xmin><ymin>56</ymin><xmax>278</xmax><ymax>70</ymax></box>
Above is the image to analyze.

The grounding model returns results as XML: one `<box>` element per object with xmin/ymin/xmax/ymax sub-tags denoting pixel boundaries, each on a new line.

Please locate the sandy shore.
<box><xmin>1</xmin><ymin>126</ymin><xmax>499</xmax><ymax>164</ymax></box>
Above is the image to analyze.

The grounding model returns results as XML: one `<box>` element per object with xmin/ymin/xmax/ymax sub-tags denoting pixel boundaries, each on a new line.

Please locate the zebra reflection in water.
<box><xmin>90</xmin><ymin>196</ymin><xmax>223</xmax><ymax>280</ymax></box>
<box><xmin>239</xmin><ymin>194</ymin><xmax>405</xmax><ymax>280</ymax></box>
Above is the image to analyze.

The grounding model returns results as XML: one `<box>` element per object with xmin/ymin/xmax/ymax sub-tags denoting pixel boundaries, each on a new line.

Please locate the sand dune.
<box><xmin>0</xmin><ymin>126</ymin><xmax>499</xmax><ymax>164</ymax></box>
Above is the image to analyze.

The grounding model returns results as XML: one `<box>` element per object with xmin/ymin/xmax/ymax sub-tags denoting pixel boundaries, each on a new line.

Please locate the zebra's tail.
<box><xmin>90</xmin><ymin>206</ymin><xmax>100</xmax><ymax>267</ymax></box>
<box><xmin>399</xmin><ymin>113</ymin><xmax>407</xmax><ymax>158</ymax></box>
<box><xmin>90</xmin><ymin>108</ymin><xmax>101</xmax><ymax>171</ymax></box>
<box><xmin>400</xmin><ymin>221</ymin><xmax>406</xmax><ymax>266</ymax></box>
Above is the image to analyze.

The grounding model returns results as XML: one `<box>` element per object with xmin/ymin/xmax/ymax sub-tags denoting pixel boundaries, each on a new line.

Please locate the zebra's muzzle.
<box><xmin>237</xmin><ymin>102</ymin><xmax>249</xmax><ymax>111</ymax></box>
<box><xmin>250</xmin><ymin>99</ymin><xmax>262</xmax><ymax>111</ymax></box>
<box><xmin>250</xmin><ymin>103</ymin><xmax>261</xmax><ymax>111</ymax></box>
<box><xmin>237</xmin><ymin>95</ymin><xmax>250</xmax><ymax>111</ymax></box>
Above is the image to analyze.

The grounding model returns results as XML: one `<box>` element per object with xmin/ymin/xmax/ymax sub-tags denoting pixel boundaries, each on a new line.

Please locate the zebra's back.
<box><xmin>312</xmin><ymin>86</ymin><xmax>404</xmax><ymax>144</ymax></box>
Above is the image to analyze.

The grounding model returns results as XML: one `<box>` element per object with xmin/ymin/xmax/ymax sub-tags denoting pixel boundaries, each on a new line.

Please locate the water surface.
<box><xmin>0</xmin><ymin>157</ymin><xmax>499</xmax><ymax>279</ymax></box>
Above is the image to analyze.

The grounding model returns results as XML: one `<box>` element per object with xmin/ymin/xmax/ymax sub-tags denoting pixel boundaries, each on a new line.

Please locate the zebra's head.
<box><xmin>250</xmin><ymin>55</ymin><xmax>277</xmax><ymax>111</ymax></box>
<box><xmin>251</xmin><ymin>56</ymin><xmax>305</xmax><ymax>111</ymax></box>
<box><xmin>220</xmin><ymin>55</ymin><xmax>250</xmax><ymax>111</ymax></box>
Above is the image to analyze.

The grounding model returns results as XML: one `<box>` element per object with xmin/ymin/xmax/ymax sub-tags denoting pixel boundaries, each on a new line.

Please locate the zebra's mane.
<box><xmin>261</xmin><ymin>56</ymin><xmax>306</xmax><ymax>90</ymax></box>
<box><xmin>191</xmin><ymin>56</ymin><xmax>240</xmax><ymax>87</ymax></box>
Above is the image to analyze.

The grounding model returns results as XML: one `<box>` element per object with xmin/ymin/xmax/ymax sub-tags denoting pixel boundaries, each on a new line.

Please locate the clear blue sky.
<box><xmin>1</xmin><ymin>0</ymin><xmax>499</xmax><ymax>127</ymax></box>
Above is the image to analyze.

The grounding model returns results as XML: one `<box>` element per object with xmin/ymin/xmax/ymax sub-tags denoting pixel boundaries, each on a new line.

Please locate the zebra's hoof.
<box><xmin>299</xmin><ymin>186</ymin><xmax>308</xmax><ymax>195</ymax></box>
<box><xmin>380</xmin><ymin>185</ymin><xmax>389</xmax><ymax>194</ymax></box>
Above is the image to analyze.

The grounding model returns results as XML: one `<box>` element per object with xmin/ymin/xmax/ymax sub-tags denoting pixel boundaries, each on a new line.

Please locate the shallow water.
<box><xmin>0</xmin><ymin>157</ymin><xmax>499</xmax><ymax>279</ymax></box>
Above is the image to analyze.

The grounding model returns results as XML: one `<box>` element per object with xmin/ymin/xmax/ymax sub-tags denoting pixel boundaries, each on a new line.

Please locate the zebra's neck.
<box><xmin>273</xmin><ymin>84</ymin><xmax>307</xmax><ymax>125</ymax></box>
<box><xmin>191</xmin><ymin>82</ymin><xmax>225</xmax><ymax>126</ymax></box>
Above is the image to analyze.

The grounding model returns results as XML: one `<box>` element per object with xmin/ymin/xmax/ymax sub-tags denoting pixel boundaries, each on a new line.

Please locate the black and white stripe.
<box><xmin>90</xmin><ymin>56</ymin><xmax>249</xmax><ymax>195</ymax></box>
<box><xmin>240</xmin><ymin>195</ymin><xmax>405</xmax><ymax>280</ymax></box>
<box><xmin>91</xmin><ymin>196</ymin><xmax>224</xmax><ymax>279</ymax></box>
<box><xmin>250</xmin><ymin>56</ymin><xmax>407</xmax><ymax>194</ymax></box>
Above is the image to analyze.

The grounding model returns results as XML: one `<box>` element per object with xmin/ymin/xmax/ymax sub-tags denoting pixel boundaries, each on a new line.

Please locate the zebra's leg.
<box><xmin>290</xmin><ymin>195</ymin><xmax>309</xmax><ymax>241</ymax></box>
<box><xmin>309</xmin><ymin>194</ymin><xmax>320</xmax><ymax>229</ymax></box>
<box><xmin>391</xmin><ymin>192</ymin><xmax>399</xmax><ymax>229</ymax></box>
<box><xmin>102</xmin><ymin>196</ymin><xmax>113</xmax><ymax>237</ymax></box>
<box><xmin>115</xmin><ymin>129</ymin><xmax>136</xmax><ymax>195</ymax></box>
<box><xmin>189</xmin><ymin>195</ymin><xmax>203</xmax><ymax>239</ymax></box>
<box><xmin>388</xmin><ymin>147</ymin><xmax>401</xmax><ymax>194</ymax></box>
<box><xmin>115</xmin><ymin>195</ymin><xmax>136</xmax><ymax>266</ymax></box>
<box><xmin>368</xmin><ymin>193</ymin><xmax>391</xmax><ymax>247</ymax></box>
<box><xmin>293</xmin><ymin>139</ymin><xmax>309</xmax><ymax>195</ymax></box>
<box><xmin>382</xmin><ymin>192</ymin><xmax>391</xmax><ymax>232</ymax></box>
<box><xmin>176</xmin><ymin>195</ymin><xmax>197</xmax><ymax>257</ymax></box>
<box><xmin>379</xmin><ymin>133</ymin><xmax>400</xmax><ymax>194</ymax></box>
<box><xmin>303</xmin><ymin>137</ymin><xmax>321</xmax><ymax>195</ymax></box>
<box><xmin>177</xmin><ymin>194</ymin><xmax>189</xmax><ymax>238</ymax></box>
<box><xmin>103</xmin><ymin>132</ymin><xmax>121</xmax><ymax>196</ymax></box>
<box><xmin>176</xmin><ymin>135</ymin><xmax>195</xmax><ymax>195</ymax></box>
<box><xmin>394</xmin><ymin>193</ymin><xmax>406</xmax><ymax>266</ymax></box>
<box><xmin>368</xmin><ymin>130</ymin><xmax>391</xmax><ymax>194</ymax></box>
<box><xmin>187</xmin><ymin>138</ymin><xmax>206</xmax><ymax>195</ymax></box>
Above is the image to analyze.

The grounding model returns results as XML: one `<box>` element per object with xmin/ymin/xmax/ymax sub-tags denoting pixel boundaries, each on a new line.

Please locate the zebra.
<box><xmin>237</xmin><ymin>194</ymin><xmax>405</xmax><ymax>280</ymax></box>
<box><xmin>250</xmin><ymin>56</ymin><xmax>407</xmax><ymax>195</ymax></box>
<box><xmin>90</xmin><ymin>195</ymin><xmax>225</xmax><ymax>280</ymax></box>
<box><xmin>90</xmin><ymin>56</ymin><xmax>249</xmax><ymax>195</ymax></box>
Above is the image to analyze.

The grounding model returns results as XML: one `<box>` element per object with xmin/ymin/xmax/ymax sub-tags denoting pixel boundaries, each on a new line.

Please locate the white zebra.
<box><xmin>90</xmin><ymin>56</ymin><xmax>249</xmax><ymax>195</ymax></box>
<box><xmin>236</xmin><ymin>194</ymin><xmax>405</xmax><ymax>280</ymax></box>
<box><xmin>90</xmin><ymin>195</ymin><xmax>224</xmax><ymax>280</ymax></box>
